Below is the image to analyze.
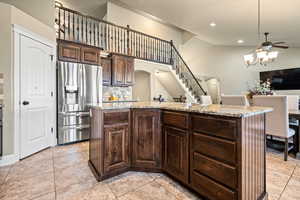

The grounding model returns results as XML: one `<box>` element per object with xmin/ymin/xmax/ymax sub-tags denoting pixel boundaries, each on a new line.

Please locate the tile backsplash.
<box><xmin>0</xmin><ymin>73</ymin><xmax>3</xmax><ymax>104</ymax></box>
<box><xmin>103</xmin><ymin>86</ymin><xmax>132</xmax><ymax>101</ymax></box>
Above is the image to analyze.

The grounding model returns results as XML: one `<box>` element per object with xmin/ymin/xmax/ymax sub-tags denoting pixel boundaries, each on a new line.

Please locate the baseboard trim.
<box><xmin>0</xmin><ymin>154</ymin><xmax>19</xmax><ymax>166</ymax></box>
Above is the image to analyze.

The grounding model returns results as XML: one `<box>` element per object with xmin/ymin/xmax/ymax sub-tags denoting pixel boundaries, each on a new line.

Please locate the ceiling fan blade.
<box><xmin>273</xmin><ymin>42</ymin><xmax>286</xmax><ymax>45</ymax></box>
<box><xmin>273</xmin><ymin>45</ymin><xmax>289</xmax><ymax>49</ymax></box>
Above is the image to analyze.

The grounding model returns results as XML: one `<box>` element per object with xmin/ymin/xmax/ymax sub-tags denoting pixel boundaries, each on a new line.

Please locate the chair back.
<box><xmin>287</xmin><ymin>95</ymin><xmax>299</xmax><ymax>110</ymax></box>
<box><xmin>200</xmin><ymin>95</ymin><xmax>213</xmax><ymax>105</ymax></box>
<box><xmin>221</xmin><ymin>95</ymin><xmax>250</xmax><ymax>106</ymax></box>
<box><xmin>253</xmin><ymin>95</ymin><xmax>289</xmax><ymax>138</ymax></box>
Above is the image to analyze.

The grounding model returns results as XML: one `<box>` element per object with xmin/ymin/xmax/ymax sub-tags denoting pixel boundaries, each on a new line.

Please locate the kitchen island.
<box><xmin>88</xmin><ymin>102</ymin><xmax>272</xmax><ymax>200</ymax></box>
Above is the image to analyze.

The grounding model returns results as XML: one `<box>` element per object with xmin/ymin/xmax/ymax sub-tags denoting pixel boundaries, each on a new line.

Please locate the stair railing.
<box><xmin>170</xmin><ymin>42</ymin><xmax>207</xmax><ymax>98</ymax></box>
<box><xmin>55</xmin><ymin>4</ymin><xmax>207</xmax><ymax>98</ymax></box>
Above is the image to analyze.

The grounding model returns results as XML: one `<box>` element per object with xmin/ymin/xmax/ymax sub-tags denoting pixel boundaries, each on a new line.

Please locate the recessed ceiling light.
<box><xmin>237</xmin><ymin>39</ymin><xmax>244</xmax><ymax>44</ymax></box>
<box><xmin>210</xmin><ymin>22</ymin><xmax>216</xmax><ymax>27</ymax></box>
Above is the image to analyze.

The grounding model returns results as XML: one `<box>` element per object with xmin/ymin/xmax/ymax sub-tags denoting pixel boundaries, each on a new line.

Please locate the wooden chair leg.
<box><xmin>284</xmin><ymin>138</ymin><xmax>288</xmax><ymax>161</ymax></box>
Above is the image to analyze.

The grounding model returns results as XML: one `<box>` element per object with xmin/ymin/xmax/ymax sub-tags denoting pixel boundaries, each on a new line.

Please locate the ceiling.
<box><xmin>59</xmin><ymin>0</ymin><xmax>300</xmax><ymax>47</ymax></box>
<box><xmin>117</xmin><ymin>0</ymin><xmax>300</xmax><ymax>47</ymax></box>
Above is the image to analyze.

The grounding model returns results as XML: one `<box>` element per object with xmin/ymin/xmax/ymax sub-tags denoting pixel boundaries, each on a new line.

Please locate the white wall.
<box><xmin>134</xmin><ymin>59</ymin><xmax>174</xmax><ymax>101</ymax></box>
<box><xmin>0</xmin><ymin>0</ymin><xmax>55</xmax><ymax>27</ymax></box>
<box><xmin>133</xmin><ymin>71</ymin><xmax>151</xmax><ymax>101</ymax></box>
<box><xmin>106</xmin><ymin>1</ymin><xmax>183</xmax><ymax>48</ymax></box>
<box><xmin>59</xmin><ymin>0</ymin><xmax>107</xmax><ymax>19</ymax></box>
<box><xmin>0</xmin><ymin>3</ymin><xmax>56</xmax><ymax>156</ymax></box>
<box><xmin>181</xmin><ymin>35</ymin><xmax>300</xmax><ymax>95</ymax></box>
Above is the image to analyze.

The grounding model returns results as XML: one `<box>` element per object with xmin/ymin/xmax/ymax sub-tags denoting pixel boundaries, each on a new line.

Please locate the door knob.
<box><xmin>22</xmin><ymin>101</ymin><xmax>30</xmax><ymax>105</ymax></box>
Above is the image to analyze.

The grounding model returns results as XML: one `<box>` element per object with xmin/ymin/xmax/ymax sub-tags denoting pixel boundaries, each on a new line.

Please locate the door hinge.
<box><xmin>51</xmin><ymin>91</ymin><xmax>54</xmax><ymax>97</ymax></box>
<box><xmin>50</xmin><ymin>55</ymin><xmax>54</xmax><ymax>61</ymax></box>
<box><xmin>51</xmin><ymin>127</ymin><xmax>54</xmax><ymax>133</ymax></box>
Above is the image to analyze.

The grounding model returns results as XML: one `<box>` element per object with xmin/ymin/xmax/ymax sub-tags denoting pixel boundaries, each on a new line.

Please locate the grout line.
<box><xmin>30</xmin><ymin>192</ymin><xmax>54</xmax><ymax>200</ymax></box>
<box><xmin>154</xmin><ymin>177</ymin><xmax>181</xmax><ymax>200</ymax></box>
<box><xmin>51</xmin><ymin>147</ymin><xmax>58</xmax><ymax>200</ymax></box>
<box><xmin>108</xmin><ymin>173</ymin><xmax>157</xmax><ymax>199</ymax></box>
<box><xmin>278</xmin><ymin>165</ymin><xmax>296</xmax><ymax>200</ymax></box>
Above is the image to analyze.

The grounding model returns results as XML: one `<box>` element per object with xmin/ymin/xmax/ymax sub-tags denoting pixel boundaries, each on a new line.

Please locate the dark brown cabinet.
<box><xmin>112</xmin><ymin>55</ymin><xmax>126</xmax><ymax>85</ymax></box>
<box><xmin>104</xmin><ymin>125</ymin><xmax>130</xmax><ymax>174</ymax></box>
<box><xmin>132</xmin><ymin>109</ymin><xmax>161</xmax><ymax>169</ymax></box>
<box><xmin>58</xmin><ymin>40</ymin><xmax>101</xmax><ymax>65</ymax></box>
<box><xmin>163</xmin><ymin>126</ymin><xmax>189</xmax><ymax>184</ymax></box>
<box><xmin>58</xmin><ymin>41</ymin><xmax>81</xmax><ymax>63</ymax></box>
<box><xmin>101</xmin><ymin>57</ymin><xmax>112</xmax><ymax>86</ymax></box>
<box><xmin>81</xmin><ymin>46</ymin><xmax>101</xmax><ymax>65</ymax></box>
<box><xmin>112</xmin><ymin>55</ymin><xmax>134</xmax><ymax>86</ymax></box>
<box><xmin>124</xmin><ymin>57</ymin><xmax>134</xmax><ymax>85</ymax></box>
<box><xmin>89</xmin><ymin>108</ymin><xmax>267</xmax><ymax>200</ymax></box>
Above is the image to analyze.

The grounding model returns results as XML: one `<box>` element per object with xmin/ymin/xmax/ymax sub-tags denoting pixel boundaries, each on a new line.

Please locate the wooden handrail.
<box><xmin>55</xmin><ymin>5</ymin><xmax>171</xmax><ymax>45</ymax></box>
<box><xmin>171</xmin><ymin>44</ymin><xmax>207</xmax><ymax>95</ymax></box>
<box><xmin>55</xmin><ymin>3</ymin><xmax>207</xmax><ymax>98</ymax></box>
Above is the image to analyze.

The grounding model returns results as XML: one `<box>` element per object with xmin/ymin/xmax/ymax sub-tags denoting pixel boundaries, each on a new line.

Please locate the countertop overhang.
<box><xmin>89</xmin><ymin>102</ymin><xmax>273</xmax><ymax>118</ymax></box>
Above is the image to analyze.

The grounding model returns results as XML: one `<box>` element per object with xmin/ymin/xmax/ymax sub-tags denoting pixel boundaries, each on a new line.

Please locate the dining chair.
<box><xmin>200</xmin><ymin>95</ymin><xmax>213</xmax><ymax>105</ymax></box>
<box><xmin>221</xmin><ymin>95</ymin><xmax>250</xmax><ymax>106</ymax></box>
<box><xmin>287</xmin><ymin>95</ymin><xmax>299</xmax><ymax>125</ymax></box>
<box><xmin>253</xmin><ymin>95</ymin><xmax>295</xmax><ymax>161</ymax></box>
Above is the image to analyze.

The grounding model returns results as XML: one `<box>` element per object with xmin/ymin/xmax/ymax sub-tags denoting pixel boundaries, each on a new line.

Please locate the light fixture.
<box><xmin>243</xmin><ymin>0</ymin><xmax>283</xmax><ymax>67</ymax></box>
<box><xmin>209</xmin><ymin>22</ymin><xmax>216</xmax><ymax>27</ymax></box>
<box><xmin>237</xmin><ymin>40</ymin><xmax>244</xmax><ymax>44</ymax></box>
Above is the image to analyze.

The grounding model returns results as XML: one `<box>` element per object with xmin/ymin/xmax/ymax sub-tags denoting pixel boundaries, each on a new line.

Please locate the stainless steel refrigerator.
<box><xmin>57</xmin><ymin>61</ymin><xmax>102</xmax><ymax>145</ymax></box>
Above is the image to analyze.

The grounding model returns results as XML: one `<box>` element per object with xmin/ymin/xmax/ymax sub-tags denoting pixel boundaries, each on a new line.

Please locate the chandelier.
<box><xmin>243</xmin><ymin>0</ymin><xmax>288</xmax><ymax>67</ymax></box>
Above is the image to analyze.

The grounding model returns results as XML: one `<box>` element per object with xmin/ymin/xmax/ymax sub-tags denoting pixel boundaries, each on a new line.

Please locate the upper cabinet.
<box><xmin>58</xmin><ymin>41</ymin><xmax>81</xmax><ymax>63</ymax></box>
<box><xmin>125</xmin><ymin>57</ymin><xmax>134</xmax><ymax>85</ymax></box>
<box><xmin>57</xmin><ymin>40</ymin><xmax>101</xmax><ymax>65</ymax></box>
<box><xmin>81</xmin><ymin>46</ymin><xmax>101</xmax><ymax>65</ymax></box>
<box><xmin>112</xmin><ymin>55</ymin><xmax>134</xmax><ymax>86</ymax></box>
<box><xmin>101</xmin><ymin>57</ymin><xmax>112</xmax><ymax>86</ymax></box>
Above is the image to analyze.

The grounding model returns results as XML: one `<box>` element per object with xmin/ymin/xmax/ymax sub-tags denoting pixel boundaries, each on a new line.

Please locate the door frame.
<box><xmin>13</xmin><ymin>24</ymin><xmax>57</xmax><ymax>160</ymax></box>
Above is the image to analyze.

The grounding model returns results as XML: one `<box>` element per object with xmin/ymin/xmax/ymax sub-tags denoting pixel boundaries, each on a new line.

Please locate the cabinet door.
<box><xmin>125</xmin><ymin>57</ymin><xmax>134</xmax><ymax>85</ymax></box>
<box><xmin>101</xmin><ymin>57</ymin><xmax>112</xmax><ymax>85</ymax></box>
<box><xmin>104</xmin><ymin>125</ymin><xmax>130</xmax><ymax>174</ymax></box>
<box><xmin>163</xmin><ymin>126</ymin><xmax>189</xmax><ymax>183</ymax></box>
<box><xmin>81</xmin><ymin>46</ymin><xmax>100</xmax><ymax>65</ymax></box>
<box><xmin>58</xmin><ymin>41</ymin><xmax>81</xmax><ymax>62</ymax></box>
<box><xmin>132</xmin><ymin>109</ymin><xmax>161</xmax><ymax>169</ymax></box>
<box><xmin>112</xmin><ymin>55</ymin><xmax>126</xmax><ymax>86</ymax></box>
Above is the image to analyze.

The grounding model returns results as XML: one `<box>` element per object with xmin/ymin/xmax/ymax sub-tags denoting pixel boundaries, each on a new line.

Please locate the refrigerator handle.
<box><xmin>82</xmin><ymin>64</ymin><xmax>87</xmax><ymax>106</ymax></box>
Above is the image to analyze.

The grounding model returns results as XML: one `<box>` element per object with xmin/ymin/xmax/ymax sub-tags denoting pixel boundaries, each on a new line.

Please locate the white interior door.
<box><xmin>20</xmin><ymin>35</ymin><xmax>54</xmax><ymax>159</ymax></box>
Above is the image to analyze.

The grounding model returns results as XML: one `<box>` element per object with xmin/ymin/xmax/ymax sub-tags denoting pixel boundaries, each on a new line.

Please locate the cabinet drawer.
<box><xmin>192</xmin><ymin>152</ymin><xmax>237</xmax><ymax>189</ymax></box>
<box><xmin>103</xmin><ymin>110</ymin><xmax>129</xmax><ymax>125</ymax></box>
<box><xmin>191</xmin><ymin>115</ymin><xmax>237</xmax><ymax>140</ymax></box>
<box><xmin>162</xmin><ymin>111</ymin><xmax>188</xmax><ymax>129</ymax></box>
<box><xmin>191</xmin><ymin>171</ymin><xmax>236</xmax><ymax>200</ymax></box>
<box><xmin>192</xmin><ymin>133</ymin><xmax>236</xmax><ymax>165</ymax></box>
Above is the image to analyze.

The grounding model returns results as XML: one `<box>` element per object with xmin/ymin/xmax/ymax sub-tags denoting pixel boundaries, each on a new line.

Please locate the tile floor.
<box><xmin>0</xmin><ymin>142</ymin><xmax>299</xmax><ymax>200</ymax></box>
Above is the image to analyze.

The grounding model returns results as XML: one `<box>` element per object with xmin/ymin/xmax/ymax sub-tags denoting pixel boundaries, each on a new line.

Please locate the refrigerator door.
<box><xmin>57</xmin><ymin>62</ymin><xmax>85</xmax><ymax>113</ymax></box>
<box><xmin>84</xmin><ymin>64</ymin><xmax>102</xmax><ymax>107</ymax></box>
<box><xmin>57</xmin><ymin>62</ymin><xmax>102</xmax><ymax>145</ymax></box>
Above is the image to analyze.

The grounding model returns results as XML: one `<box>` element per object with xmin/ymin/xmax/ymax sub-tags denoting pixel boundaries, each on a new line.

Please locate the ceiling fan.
<box><xmin>244</xmin><ymin>0</ymin><xmax>289</xmax><ymax>66</ymax></box>
<box><xmin>259</xmin><ymin>32</ymin><xmax>289</xmax><ymax>51</ymax></box>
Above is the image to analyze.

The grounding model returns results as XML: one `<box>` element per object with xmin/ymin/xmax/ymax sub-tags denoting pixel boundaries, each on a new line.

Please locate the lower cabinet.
<box><xmin>132</xmin><ymin>109</ymin><xmax>161</xmax><ymax>169</ymax></box>
<box><xmin>163</xmin><ymin>126</ymin><xmax>189</xmax><ymax>184</ymax></box>
<box><xmin>104</xmin><ymin>124</ymin><xmax>130</xmax><ymax>174</ymax></box>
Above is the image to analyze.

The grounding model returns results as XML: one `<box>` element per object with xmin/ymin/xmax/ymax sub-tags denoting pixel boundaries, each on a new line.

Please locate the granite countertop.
<box><xmin>89</xmin><ymin>102</ymin><xmax>273</xmax><ymax>118</ymax></box>
<box><xmin>103</xmin><ymin>100</ymin><xmax>138</xmax><ymax>103</ymax></box>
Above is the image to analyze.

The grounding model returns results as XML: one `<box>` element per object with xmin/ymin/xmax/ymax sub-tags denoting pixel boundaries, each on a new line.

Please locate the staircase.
<box><xmin>55</xmin><ymin>4</ymin><xmax>207</xmax><ymax>102</ymax></box>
